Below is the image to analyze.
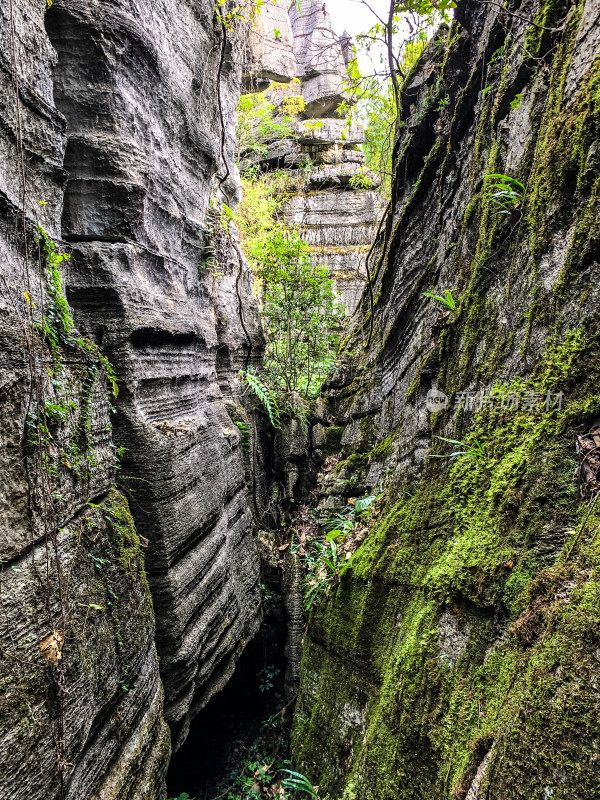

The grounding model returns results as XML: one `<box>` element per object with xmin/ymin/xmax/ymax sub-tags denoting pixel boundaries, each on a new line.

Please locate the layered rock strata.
<box><xmin>293</xmin><ymin>0</ymin><xmax>600</xmax><ymax>798</ymax></box>
<box><xmin>242</xmin><ymin>0</ymin><xmax>386</xmax><ymax>314</ymax></box>
<box><xmin>0</xmin><ymin>0</ymin><xmax>263</xmax><ymax>797</ymax></box>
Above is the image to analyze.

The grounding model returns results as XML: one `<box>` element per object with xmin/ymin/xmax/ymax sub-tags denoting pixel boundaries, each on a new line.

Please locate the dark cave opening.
<box><xmin>166</xmin><ymin>593</ymin><xmax>290</xmax><ymax>800</ymax></box>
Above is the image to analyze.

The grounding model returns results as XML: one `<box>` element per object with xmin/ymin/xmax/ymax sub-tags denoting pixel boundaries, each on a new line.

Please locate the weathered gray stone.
<box><xmin>288</xmin><ymin>0</ymin><xmax>347</xmax><ymax>116</ymax></box>
<box><xmin>284</xmin><ymin>190</ymin><xmax>386</xmax><ymax>227</ymax></box>
<box><xmin>305</xmin><ymin>163</ymin><xmax>380</xmax><ymax>189</ymax></box>
<box><xmin>294</xmin><ymin>119</ymin><xmax>365</xmax><ymax>145</ymax></box>
<box><xmin>288</xmin><ymin>0</ymin><xmax>346</xmax><ymax>80</ymax></box>
<box><xmin>240</xmin><ymin>137</ymin><xmax>303</xmax><ymax>170</ymax></box>
<box><xmin>0</xmin><ymin>493</ymin><xmax>169</xmax><ymax>800</ymax></box>
<box><xmin>45</xmin><ymin>0</ymin><xmax>264</xmax><ymax>749</ymax></box>
<box><xmin>309</xmin><ymin>247</ymin><xmax>371</xmax><ymax>314</ymax></box>
<box><xmin>301</xmin><ymin>73</ymin><xmax>348</xmax><ymax>118</ymax></box>
<box><xmin>0</xmin><ymin>0</ymin><xmax>170</xmax><ymax>795</ymax></box>
<box><xmin>282</xmin><ymin>181</ymin><xmax>384</xmax><ymax>313</ymax></box>
<box><xmin>318</xmin><ymin>146</ymin><xmax>366</xmax><ymax>165</ymax></box>
<box><xmin>0</xmin><ymin>0</ymin><xmax>264</xmax><ymax>795</ymax></box>
<box><xmin>293</xmin><ymin>2</ymin><xmax>600</xmax><ymax>798</ymax></box>
<box><xmin>296</xmin><ymin>222</ymin><xmax>380</xmax><ymax>248</ymax></box>
<box><xmin>246</xmin><ymin>0</ymin><xmax>297</xmax><ymax>84</ymax></box>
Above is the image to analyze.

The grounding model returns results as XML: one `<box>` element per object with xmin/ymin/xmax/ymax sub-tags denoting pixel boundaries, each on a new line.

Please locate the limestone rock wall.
<box><xmin>45</xmin><ymin>0</ymin><xmax>265</xmax><ymax>748</ymax></box>
<box><xmin>0</xmin><ymin>0</ymin><xmax>263</xmax><ymax>796</ymax></box>
<box><xmin>245</xmin><ymin>0</ymin><xmax>296</xmax><ymax>87</ymax></box>
<box><xmin>242</xmin><ymin>0</ymin><xmax>386</xmax><ymax>314</ymax></box>
<box><xmin>288</xmin><ymin>0</ymin><xmax>348</xmax><ymax>117</ymax></box>
<box><xmin>292</xmin><ymin>0</ymin><xmax>600</xmax><ymax>797</ymax></box>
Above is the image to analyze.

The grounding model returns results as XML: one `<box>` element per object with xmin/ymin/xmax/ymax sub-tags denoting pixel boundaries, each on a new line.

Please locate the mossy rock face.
<box><xmin>0</xmin><ymin>489</ymin><xmax>168</xmax><ymax>799</ymax></box>
<box><xmin>323</xmin><ymin>425</ymin><xmax>344</xmax><ymax>455</ymax></box>
<box><xmin>292</xmin><ymin>1</ymin><xmax>600</xmax><ymax>798</ymax></box>
<box><xmin>296</xmin><ymin>367</ymin><xmax>600</xmax><ymax>799</ymax></box>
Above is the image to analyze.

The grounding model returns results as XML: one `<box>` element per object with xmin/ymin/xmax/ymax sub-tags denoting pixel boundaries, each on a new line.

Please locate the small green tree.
<box><xmin>236</xmin><ymin>88</ymin><xmax>302</xmax><ymax>163</ymax></box>
<box><xmin>236</xmin><ymin>168</ymin><xmax>291</xmax><ymax>272</ymax></box>
<box><xmin>258</xmin><ymin>231</ymin><xmax>342</xmax><ymax>402</ymax></box>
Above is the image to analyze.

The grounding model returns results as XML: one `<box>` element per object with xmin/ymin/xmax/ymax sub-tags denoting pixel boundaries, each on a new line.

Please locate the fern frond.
<box><xmin>239</xmin><ymin>368</ymin><xmax>281</xmax><ymax>429</ymax></box>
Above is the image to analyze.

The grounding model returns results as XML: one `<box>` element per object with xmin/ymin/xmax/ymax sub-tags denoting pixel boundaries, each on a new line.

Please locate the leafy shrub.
<box><xmin>295</xmin><ymin>495</ymin><xmax>380</xmax><ymax>609</ymax></box>
<box><xmin>236</xmin><ymin>169</ymin><xmax>291</xmax><ymax>273</ymax></box>
<box><xmin>236</xmin><ymin>92</ymin><xmax>295</xmax><ymax>160</ymax></box>
<box><xmin>257</xmin><ymin>231</ymin><xmax>343</xmax><ymax>402</ymax></box>
<box><xmin>349</xmin><ymin>170</ymin><xmax>373</xmax><ymax>190</ymax></box>
<box><xmin>258</xmin><ymin>663</ymin><xmax>280</xmax><ymax>692</ymax></box>
<box><xmin>485</xmin><ymin>173</ymin><xmax>525</xmax><ymax>214</ymax></box>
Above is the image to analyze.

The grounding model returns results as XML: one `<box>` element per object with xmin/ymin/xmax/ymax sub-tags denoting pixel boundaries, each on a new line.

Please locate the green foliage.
<box><xmin>215</xmin><ymin>0</ymin><xmax>256</xmax><ymax>32</ymax></box>
<box><xmin>355</xmin><ymin>495</ymin><xmax>378</xmax><ymax>514</ymax></box>
<box><xmin>240</xmin><ymin>367</ymin><xmax>281</xmax><ymax>429</ymax></box>
<box><xmin>168</xmin><ymin>794</ymin><xmax>195</xmax><ymax>800</ymax></box>
<box><xmin>302</xmin><ymin>120</ymin><xmax>323</xmax><ymax>132</ymax></box>
<box><xmin>224</xmin><ymin>752</ymin><xmax>316</xmax><ymax>800</ymax></box>
<box><xmin>510</xmin><ymin>92</ymin><xmax>523</xmax><ymax>109</ymax></box>
<box><xmin>27</xmin><ymin>226</ymin><xmax>119</xmax><ymax>477</ymax></box>
<box><xmin>36</xmin><ymin>224</ymin><xmax>119</xmax><ymax>399</ymax></box>
<box><xmin>423</xmin><ymin>288</ymin><xmax>456</xmax><ymax>315</ymax></box>
<box><xmin>484</xmin><ymin>173</ymin><xmax>525</xmax><ymax>214</ymax></box>
<box><xmin>236</xmin><ymin>92</ymin><xmax>295</xmax><ymax>162</ymax></box>
<box><xmin>234</xmin><ymin>419</ymin><xmax>250</xmax><ymax>451</ymax></box>
<box><xmin>395</xmin><ymin>0</ymin><xmax>456</xmax><ymax>12</ymax></box>
<box><xmin>282</xmin><ymin>769</ymin><xmax>318</xmax><ymax>798</ymax></box>
<box><xmin>221</xmin><ymin>201</ymin><xmax>235</xmax><ymax>229</ymax></box>
<box><xmin>341</xmin><ymin>2</ymin><xmax>453</xmax><ymax>196</ymax></box>
<box><xmin>236</xmin><ymin>173</ymin><xmax>342</xmax><ymax>421</ymax></box>
<box><xmin>36</xmin><ymin>222</ymin><xmax>76</xmax><ymax>352</ymax></box>
<box><xmin>236</xmin><ymin>169</ymin><xmax>291</xmax><ymax>272</ymax></box>
<box><xmin>258</xmin><ymin>663</ymin><xmax>280</xmax><ymax>692</ymax></box>
<box><xmin>302</xmin><ymin>536</ymin><xmax>343</xmax><ymax>610</ymax></box>
<box><xmin>428</xmin><ymin>435</ymin><xmax>487</xmax><ymax>461</ymax></box>
<box><xmin>349</xmin><ymin>170</ymin><xmax>373</xmax><ymax>190</ymax></box>
<box><xmin>258</xmin><ymin>231</ymin><xmax>343</xmax><ymax>401</ymax></box>
<box><xmin>295</xmin><ymin>495</ymin><xmax>379</xmax><ymax>609</ymax></box>
<box><xmin>341</xmin><ymin>65</ymin><xmax>398</xmax><ymax>198</ymax></box>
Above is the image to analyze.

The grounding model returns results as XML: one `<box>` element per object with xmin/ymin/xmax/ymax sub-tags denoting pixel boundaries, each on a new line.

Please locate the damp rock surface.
<box><xmin>292</xmin><ymin>1</ymin><xmax>600</xmax><ymax>798</ymax></box>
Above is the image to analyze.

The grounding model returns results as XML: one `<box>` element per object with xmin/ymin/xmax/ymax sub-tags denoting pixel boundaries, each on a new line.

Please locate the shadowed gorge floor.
<box><xmin>166</xmin><ymin>611</ymin><xmax>289</xmax><ymax>800</ymax></box>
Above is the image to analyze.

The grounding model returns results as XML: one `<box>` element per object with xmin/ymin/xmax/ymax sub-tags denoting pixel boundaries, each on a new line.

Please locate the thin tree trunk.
<box><xmin>387</xmin><ymin>0</ymin><xmax>400</xmax><ymax>113</ymax></box>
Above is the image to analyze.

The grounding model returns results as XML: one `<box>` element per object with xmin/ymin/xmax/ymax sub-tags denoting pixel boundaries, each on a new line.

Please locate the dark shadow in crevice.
<box><xmin>166</xmin><ymin>600</ymin><xmax>289</xmax><ymax>800</ymax></box>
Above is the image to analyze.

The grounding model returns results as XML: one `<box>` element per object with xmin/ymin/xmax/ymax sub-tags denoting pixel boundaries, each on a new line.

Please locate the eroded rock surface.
<box><xmin>293</xmin><ymin>1</ymin><xmax>600</xmax><ymax>798</ymax></box>
<box><xmin>47</xmin><ymin>0</ymin><xmax>265</xmax><ymax>751</ymax></box>
<box><xmin>0</xmin><ymin>0</ymin><xmax>263</xmax><ymax>796</ymax></box>
<box><xmin>288</xmin><ymin>0</ymin><xmax>348</xmax><ymax>117</ymax></box>
<box><xmin>245</xmin><ymin>0</ymin><xmax>297</xmax><ymax>87</ymax></box>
